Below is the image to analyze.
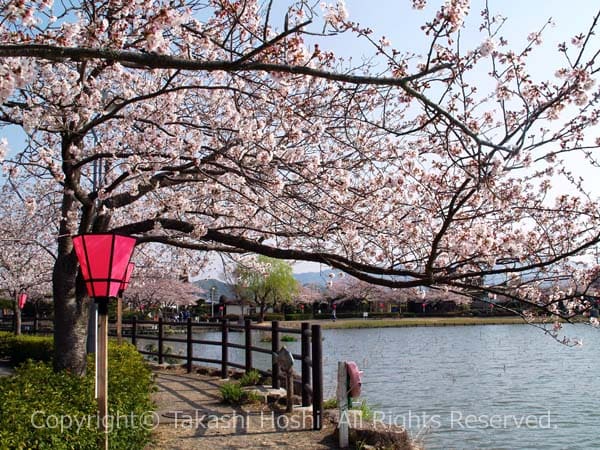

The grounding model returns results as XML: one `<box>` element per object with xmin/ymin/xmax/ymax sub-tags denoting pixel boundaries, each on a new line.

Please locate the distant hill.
<box><xmin>293</xmin><ymin>269</ymin><xmax>337</xmax><ymax>286</ymax></box>
<box><xmin>194</xmin><ymin>278</ymin><xmax>235</xmax><ymax>302</ymax></box>
<box><xmin>194</xmin><ymin>271</ymin><xmax>336</xmax><ymax>300</ymax></box>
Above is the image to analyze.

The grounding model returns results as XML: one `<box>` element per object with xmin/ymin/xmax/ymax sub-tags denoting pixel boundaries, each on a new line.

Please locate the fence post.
<box><xmin>271</xmin><ymin>320</ymin><xmax>280</xmax><ymax>389</ymax></box>
<box><xmin>244</xmin><ymin>319</ymin><xmax>252</xmax><ymax>373</ymax></box>
<box><xmin>158</xmin><ymin>317</ymin><xmax>164</xmax><ymax>365</ymax></box>
<box><xmin>221</xmin><ymin>319</ymin><xmax>228</xmax><ymax>379</ymax></box>
<box><xmin>186</xmin><ymin>318</ymin><xmax>193</xmax><ymax>373</ymax></box>
<box><xmin>311</xmin><ymin>324</ymin><xmax>323</xmax><ymax>430</ymax></box>
<box><xmin>301</xmin><ymin>322</ymin><xmax>311</xmax><ymax>407</ymax></box>
<box><xmin>131</xmin><ymin>316</ymin><xmax>137</xmax><ymax>347</ymax></box>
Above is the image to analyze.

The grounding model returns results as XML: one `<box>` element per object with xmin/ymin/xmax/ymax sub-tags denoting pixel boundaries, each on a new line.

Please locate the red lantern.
<box><xmin>300</xmin><ymin>304</ymin><xmax>304</xmax><ymax>310</ymax></box>
<box><xmin>72</xmin><ymin>234</ymin><xmax>136</xmax><ymax>304</ymax></box>
<box><xmin>379</xmin><ymin>302</ymin><xmax>384</xmax><ymax>308</ymax></box>
<box><xmin>119</xmin><ymin>262</ymin><xmax>135</xmax><ymax>295</ymax></box>
<box><xmin>219</xmin><ymin>305</ymin><xmax>224</xmax><ymax>311</ymax></box>
<box><xmin>18</xmin><ymin>292</ymin><xmax>28</xmax><ymax>309</ymax></box>
<box><xmin>333</xmin><ymin>303</ymin><xmax>337</xmax><ymax>309</ymax></box>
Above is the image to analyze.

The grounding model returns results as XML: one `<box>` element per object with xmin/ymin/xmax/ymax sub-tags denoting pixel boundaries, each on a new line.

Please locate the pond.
<box><xmin>141</xmin><ymin>323</ymin><xmax>600</xmax><ymax>449</ymax></box>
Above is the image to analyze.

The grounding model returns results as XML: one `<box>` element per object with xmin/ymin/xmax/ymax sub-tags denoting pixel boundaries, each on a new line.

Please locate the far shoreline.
<box><xmin>281</xmin><ymin>316</ymin><xmax>575</xmax><ymax>330</ymax></box>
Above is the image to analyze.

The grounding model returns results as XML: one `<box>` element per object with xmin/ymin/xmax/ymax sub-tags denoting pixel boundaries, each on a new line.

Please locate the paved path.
<box><xmin>0</xmin><ymin>360</ymin><xmax>14</xmax><ymax>377</ymax></box>
<box><xmin>147</xmin><ymin>368</ymin><xmax>337</xmax><ymax>450</ymax></box>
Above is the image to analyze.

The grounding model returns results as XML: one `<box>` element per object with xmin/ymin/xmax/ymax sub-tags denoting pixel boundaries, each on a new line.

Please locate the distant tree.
<box><xmin>295</xmin><ymin>284</ymin><xmax>323</xmax><ymax>307</ymax></box>
<box><xmin>125</xmin><ymin>271</ymin><xmax>203</xmax><ymax>317</ymax></box>
<box><xmin>0</xmin><ymin>183</ymin><xmax>55</xmax><ymax>334</ymax></box>
<box><xmin>235</xmin><ymin>256</ymin><xmax>299</xmax><ymax>322</ymax></box>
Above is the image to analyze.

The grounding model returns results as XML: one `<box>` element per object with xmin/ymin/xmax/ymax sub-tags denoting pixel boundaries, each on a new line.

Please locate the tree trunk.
<box><xmin>52</xmin><ymin>240</ymin><xmax>91</xmax><ymax>376</ymax></box>
<box><xmin>13</xmin><ymin>299</ymin><xmax>21</xmax><ymax>335</ymax></box>
<box><xmin>259</xmin><ymin>302</ymin><xmax>266</xmax><ymax>323</ymax></box>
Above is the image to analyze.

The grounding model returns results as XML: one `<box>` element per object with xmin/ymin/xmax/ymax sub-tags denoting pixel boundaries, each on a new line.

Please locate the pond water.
<box><xmin>141</xmin><ymin>323</ymin><xmax>600</xmax><ymax>449</ymax></box>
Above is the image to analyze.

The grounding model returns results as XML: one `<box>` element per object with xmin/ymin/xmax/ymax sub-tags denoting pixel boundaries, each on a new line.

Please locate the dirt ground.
<box><xmin>146</xmin><ymin>367</ymin><xmax>339</xmax><ymax>450</ymax></box>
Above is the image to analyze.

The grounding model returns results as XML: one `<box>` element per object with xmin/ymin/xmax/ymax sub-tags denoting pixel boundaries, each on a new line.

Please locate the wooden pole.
<box><xmin>301</xmin><ymin>322</ymin><xmax>311</xmax><ymax>407</ymax></box>
<box><xmin>286</xmin><ymin>368</ymin><xmax>294</xmax><ymax>413</ymax></box>
<box><xmin>97</xmin><ymin>300</ymin><xmax>109</xmax><ymax>450</ymax></box>
<box><xmin>337</xmin><ymin>361</ymin><xmax>349</xmax><ymax>448</ymax></box>
<box><xmin>158</xmin><ymin>317</ymin><xmax>164</xmax><ymax>365</ymax></box>
<box><xmin>116</xmin><ymin>296</ymin><xmax>123</xmax><ymax>344</ymax></box>
<box><xmin>186</xmin><ymin>318</ymin><xmax>193</xmax><ymax>373</ymax></box>
<box><xmin>271</xmin><ymin>320</ymin><xmax>280</xmax><ymax>389</ymax></box>
<box><xmin>131</xmin><ymin>316</ymin><xmax>137</xmax><ymax>346</ymax></box>
<box><xmin>221</xmin><ymin>319</ymin><xmax>228</xmax><ymax>378</ymax></box>
<box><xmin>311</xmin><ymin>324</ymin><xmax>323</xmax><ymax>430</ymax></box>
<box><xmin>244</xmin><ymin>318</ymin><xmax>252</xmax><ymax>373</ymax></box>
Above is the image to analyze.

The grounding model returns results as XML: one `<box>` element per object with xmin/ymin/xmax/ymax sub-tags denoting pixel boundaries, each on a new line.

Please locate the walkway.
<box><xmin>0</xmin><ymin>360</ymin><xmax>14</xmax><ymax>377</ymax></box>
<box><xmin>147</xmin><ymin>368</ymin><xmax>337</xmax><ymax>450</ymax></box>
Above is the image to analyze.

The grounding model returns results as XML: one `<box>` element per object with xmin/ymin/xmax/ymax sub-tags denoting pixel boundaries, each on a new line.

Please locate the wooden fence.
<box><xmin>1</xmin><ymin>316</ymin><xmax>324</xmax><ymax>430</ymax></box>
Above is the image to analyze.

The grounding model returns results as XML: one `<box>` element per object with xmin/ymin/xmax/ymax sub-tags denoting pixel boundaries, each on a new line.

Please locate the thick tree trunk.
<box><xmin>13</xmin><ymin>301</ymin><xmax>21</xmax><ymax>335</ymax></box>
<box><xmin>52</xmin><ymin>241</ymin><xmax>91</xmax><ymax>376</ymax></box>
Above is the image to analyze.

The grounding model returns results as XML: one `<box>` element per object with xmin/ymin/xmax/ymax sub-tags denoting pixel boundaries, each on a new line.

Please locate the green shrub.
<box><xmin>3</xmin><ymin>334</ymin><xmax>54</xmax><ymax>364</ymax></box>
<box><xmin>280</xmin><ymin>335</ymin><xmax>297</xmax><ymax>342</ymax></box>
<box><xmin>284</xmin><ymin>313</ymin><xmax>312</xmax><ymax>321</ymax></box>
<box><xmin>0</xmin><ymin>342</ymin><xmax>154</xmax><ymax>450</ymax></box>
<box><xmin>239</xmin><ymin>369</ymin><xmax>261</xmax><ymax>387</ymax></box>
<box><xmin>263</xmin><ymin>313</ymin><xmax>285</xmax><ymax>322</ymax></box>
<box><xmin>323</xmin><ymin>398</ymin><xmax>338</xmax><ymax>409</ymax></box>
<box><xmin>354</xmin><ymin>400</ymin><xmax>374</xmax><ymax>421</ymax></box>
<box><xmin>0</xmin><ymin>331</ymin><xmax>13</xmax><ymax>356</ymax></box>
<box><xmin>219</xmin><ymin>381</ymin><xmax>260</xmax><ymax>405</ymax></box>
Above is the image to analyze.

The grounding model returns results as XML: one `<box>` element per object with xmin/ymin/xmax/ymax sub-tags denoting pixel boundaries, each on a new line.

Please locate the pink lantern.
<box><xmin>119</xmin><ymin>262</ymin><xmax>135</xmax><ymax>295</ymax></box>
<box><xmin>18</xmin><ymin>292</ymin><xmax>28</xmax><ymax>309</ymax></box>
<box><xmin>72</xmin><ymin>234</ymin><xmax>136</xmax><ymax>302</ymax></box>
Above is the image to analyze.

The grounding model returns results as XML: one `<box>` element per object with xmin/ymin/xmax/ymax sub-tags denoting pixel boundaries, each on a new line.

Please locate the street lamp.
<box><xmin>210</xmin><ymin>286</ymin><xmax>216</xmax><ymax>318</ymax></box>
<box><xmin>72</xmin><ymin>233</ymin><xmax>136</xmax><ymax>450</ymax></box>
<box><xmin>116</xmin><ymin>262</ymin><xmax>135</xmax><ymax>344</ymax></box>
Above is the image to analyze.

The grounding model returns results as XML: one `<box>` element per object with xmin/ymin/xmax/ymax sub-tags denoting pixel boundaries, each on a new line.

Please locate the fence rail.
<box><xmin>122</xmin><ymin>317</ymin><xmax>323</xmax><ymax>430</ymax></box>
<box><xmin>1</xmin><ymin>315</ymin><xmax>323</xmax><ymax>430</ymax></box>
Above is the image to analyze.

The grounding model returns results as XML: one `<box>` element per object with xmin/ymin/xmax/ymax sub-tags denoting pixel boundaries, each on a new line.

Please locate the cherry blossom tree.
<box><xmin>1</xmin><ymin>0</ymin><xmax>600</xmax><ymax>371</ymax></box>
<box><xmin>124</xmin><ymin>272</ymin><xmax>202</xmax><ymax>315</ymax></box>
<box><xmin>0</xmin><ymin>182</ymin><xmax>55</xmax><ymax>334</ymax></box>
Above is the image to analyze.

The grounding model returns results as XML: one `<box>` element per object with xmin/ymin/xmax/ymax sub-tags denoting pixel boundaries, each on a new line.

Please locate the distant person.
<box><xmin>332</xmin><ymin>308</ymin><xmax>336</xmax><ymax>322</ymax></box>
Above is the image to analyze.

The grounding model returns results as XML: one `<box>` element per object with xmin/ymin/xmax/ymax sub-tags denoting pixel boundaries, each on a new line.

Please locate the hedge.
<box><xmin>0</xmin><ymin>333</ymin><xmax>54</xmax><ymax>364</ymax></box>
<box><xmin>0</xmin><ymin>340</ymin><xmax>154</xmax><ymax>450</ymax></box>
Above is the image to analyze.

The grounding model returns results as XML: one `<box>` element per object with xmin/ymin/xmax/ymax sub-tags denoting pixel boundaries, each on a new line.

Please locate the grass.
<box><xmin>283</xmin><ymin>315</ymin><xmax>550</xmax><ymax>329</ymax></box>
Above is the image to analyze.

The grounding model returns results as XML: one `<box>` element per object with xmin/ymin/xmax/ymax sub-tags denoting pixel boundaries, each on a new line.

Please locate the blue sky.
<box><xmin>2</xmin><ymin>1</ymin><xmax>599</xmax><ymax>276</ymax></box>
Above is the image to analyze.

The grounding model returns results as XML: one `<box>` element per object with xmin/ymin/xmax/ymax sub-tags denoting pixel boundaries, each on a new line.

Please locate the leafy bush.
<box><xmin>0</xmin><ymin>331</ymin><xmax>13</xmax><ymax>356</ymax></box>
<box><xmin>220</xmin><ymin>381</ymin><xmax>260</xmax><ymax>405</ymax></box>
<box><xmin>0</xmin><ymin>342</ymin><xmax>154</xmax><ymax>449</ymax></box>
<box><xmin>261</xmin><ymin>313</ymin><xmax>285</xmax><ymax>322</ymax></box>
<box><xmin>280</xmin><ymin>335</ymin><xmax>298</xmax><ymax>342</ymax></box>
<box><xmin>239</xmin><ymin>369</ymin><xmax>261</xmax><ymax>387</ymax></box>
<box><xmin>323</xmin><ymin>398</ymin><xmax>338</xmax><ymax>409</ymax></box>
<box><xmin>284</xmin><ymin>313</ymin><xmax>312</xmax><ymax>321</ymax></box>
<box><xmin>0</xmin><ymin>333</ymin><xmax>54</xmax><ymax>363</ymax></box>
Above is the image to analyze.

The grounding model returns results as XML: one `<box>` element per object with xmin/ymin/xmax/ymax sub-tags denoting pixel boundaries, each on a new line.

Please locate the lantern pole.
<box><xmin>72</xmin><ymin>233</ymin><xmax>136</xmax><ymax>450</ymax></box>
<box><xmin>97</xmin><ymin>297</ymin><xmax>109</xmax><ymax>450</ymax></box>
